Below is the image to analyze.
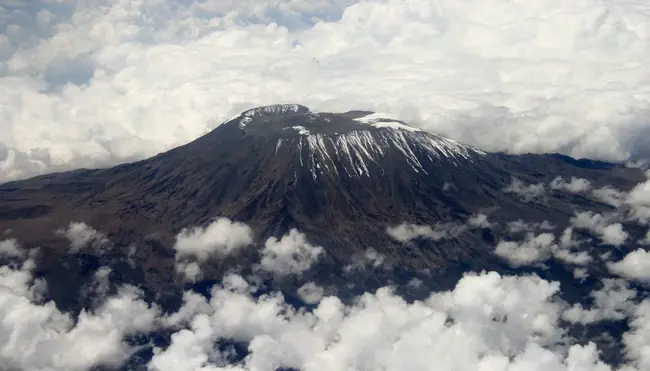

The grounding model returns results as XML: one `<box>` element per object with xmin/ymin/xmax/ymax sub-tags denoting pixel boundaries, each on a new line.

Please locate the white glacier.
<box><xmin>277</xmin><ymin>127</ymin><xmax>484</xmax><ymax>180</ymax></box>
<box><xmin>354</xmin><ymin>112</ymin><xmax>422</xmax><ymax>132</ymax></box>
<box><xmin>236</xmin><ymin>105</ymin><xmax>483</xmax><ymax>179</ymax></box>
<box><xmin>238</xmin><ymin>104</ymin><xmax>308</xmax><ymax>128</ymax></box>
<box><xmin>290</xmin><ymin>126</ymin><xmax>310</xmax><ymax>135</ymax></box>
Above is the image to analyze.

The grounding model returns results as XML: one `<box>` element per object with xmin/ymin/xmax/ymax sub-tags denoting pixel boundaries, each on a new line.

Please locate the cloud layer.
<box><xmin>3</xmin><ymin>201</ymin><xmax>650</xmax><ymax>370</ymax></box>
<box><xmin>2</xmin><ymin>0</ymin><xmax>650</xmax><ymax>182</ymax></box>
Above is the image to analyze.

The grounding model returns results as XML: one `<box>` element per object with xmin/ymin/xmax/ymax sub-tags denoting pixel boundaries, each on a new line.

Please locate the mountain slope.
<box><xmin>0</xmin><ymin>104</ymin><xmax>645</xmax><ymax>308</ymax></box>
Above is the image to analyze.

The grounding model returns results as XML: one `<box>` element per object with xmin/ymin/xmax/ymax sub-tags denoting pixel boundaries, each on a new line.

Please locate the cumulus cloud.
<box><xmin>407</xmin><ymin>277</ymin><xmax>424</xmax><ymax>290</ymax></box>
<box><xmin>258</xmin><ymin>229</ymin><xmax>323</xmax><ymax>276</ymax></box>
<box><xmin>297</xmin><ymin>282</ymin><xmax>325</xmax><ymax>304</ymax></box>
<box><xmin>623</xmin><ymin>299</ymin><xmax>650</xmax><ymax>370</ymax></box>
<box><xmin>573</xmin><ymin>268</ymin><xmax>589</xmax><ymax>282</ymax></box>
<box><xmin>387</xmin><ymin>221</ymin><xmax>465</xmax><ymax>242</ymax></box>
<box><xmin>80</xmin><ymin>266</ymin><xmax>113</xmax><ymax>304</ymax></box>
<box><xmin>173</xmin><ymin>218</ymin><xmax>253</xmax><ymax>281</ymax></box>
<box><xmin>494</xmin><ymin>232</ymin><xmax>555</xmax><ymax>267</ymax></box>
<box><xmin>360</xmin><ymin>247</ymin><xmax>385</xmax><ymax>269</ymax></box>
<box><xmin>571</xmin><ymin>211</ymin><xmax>628</xmax><ymax>246</ymax></box>
<box><xmin>0</xmin><ymin>238</ymin><xmax>24</xmax><ymax>260</ymax></box>
<box><xmin>607</xmin><ymin>249</ymin><xmax>650</xmax><ymax>283</ymax></box>
<box><xmin>387</xmin><ymin>213</ymin><xmax>489</xmax><ymax>243</ymax></box>
<box><xmin>592</xmin><ymin>186</ymin><xmax>627</xmax><ymax>208</ymax></box>
<box><xmin>625</xmin><ymin>177</ymin><xmax>650</xmax><ymax>224</ymax></box>
<box><xmin>343</xmin><ymin>247</ymin><xmax>387</xmax><ymax>273</ymax></box>
<box><xmin>0</xmin><ymin>257</ymin><xmax>45</xmax><ymax>300</ymax></box>
<box><xmin>3</xmin><ymin>237</ymin><xmax>650</xmax><ymax>371</ymax></box>
<box><xmin>174</xmin><ymin>218</ymin><xmax>253</xmax><ymax>261</ymax></box>
<box><xmin>56</xmin><ymin>221</ymin><xmax>110</xmax><ymax>253</ymax></box>
<box><xmin>551</xmin><ymin>227</ymin><xmax>592</xmax><ymax>266</ymax></box>
<box><xmin>0</xmin><ymin>258</ymin><xmax>161</xmax><ymax>371</ymax></box>
<box><xmin>506</xmin><ymin>219</ymin><xmax>555</xmax><ymax>234</ymax></box>
<box><xmin>503</xmin><ymin>177</ymin><xmax>545</xmax><ymax>202</ymax></box>
<box><xmin>496</xmin><ymin>227</ymin><xmax>591</xmax><ymax>267</ymax></box>
<box><xmin>4</xmin><ymin>0</ymin><xmax>650</xmax><ymax>182</ymax></box>
<box><xmin>467</xmin><ymin>213</ymin><xmax>491</xmax><ymax>228</ymax></box>
<box><xmin>550</xmin><ymin>176</ymin><xmax>592</xmax><ymax>193</ymax></box>
<box><xmin>162</xmin><ymin>291</ymin><xmax>212</xmax><ymax>329</ymax></box>
<box><xmin>149</xmin><ymin>271</ymin><xmax>636</xmax><ymax>371</ymax></box>
<box><xmin>563</xmin><ymin>279</ymin><xmax>637</xmax><ymax>325</ymax></box>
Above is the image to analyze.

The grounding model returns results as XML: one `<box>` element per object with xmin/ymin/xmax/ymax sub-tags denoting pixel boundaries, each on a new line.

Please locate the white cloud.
<box><xmin>571</xmin><ymin>211</ymin><xmax>628</xmax><ymax>246</ymax></box>
<box><xmin>550</xmin><ymin>176</ymin><xmax>592</xmax><ymax>193</ymax></box>
<box><xmin>626</xmin><ymin>177</ymin><xmax>650</xmax><ymax>206</ymax></box>
<box><xmin>553</xmin><ymin>245</ymin><xmax>592</xmax><ymax>266</ymax></box>
<box><xmin>573</xmin><ymin>268</ymin><xmax>589</xmax><ymax>282</ymax></box>
<box><xmin>407</xmin><ymin>277</ymin><xmax>424</xmax><ymax>290</ymax></box>
<box><xmin>387</xmin><ymin>213</ymin><xmax>489</xmax><ymax>243</ymax></box>
<box><xmin>467</xmin><ymin>213</ymin><xmax>491</xmax><ymax>228</ymax></box>
<box><xmin>551</xmin><ymin>228</ymin><xmax>592</xmax><ymax>266</ymax></box>
<box><xmin>344</xmin><ymin>247</ymin><xmax>386</xmax><ymax>273</ymax></box>
<box><xmin>0</xmin><ymin>238</ymin><xmax>24</xmax><ymax>260</ymax></box>
<box><xmin>258</xmin><ymin>229</ymin><xmax>323</xmax><ymax>276</ymax></box>
<box><xmin>0</xmin><ymin>258</ymin><xmax>161</xmax><ymax>371</ymax></box>
<box><xmin>563</xmin><ymin>279</ymin><xmax>637</xmax><ymax>325</ymax></box>
<box><xmin>506</xmin><ymin>219</ymin><xmax>555</xmax><ymax>234</ymax></box>
<box><xmin>625</xmin><ymin>178</ymin><xmax>650</xmax><ymax>225</ymax></box>
<box><xmin>56</xmin><ymin>221</ymin><xmax>110</xmax><ymax>253</ymax></box>
<box><xmin>361</xmin><ymin>247</ymin><xmax>385</xmax><ymax>269</ymax></box>
<box><xmin>81</xmin><ymin>266</ymin><xmax>112</xmax><ymax>303</ymax></box>
<box><xmin>2</xmin><ymin>240</ymin><xmax>646</xmax><ymax>371</ymax></box>
<box><xmin>623</xmin><ymin>299</ymin><xmax>650</xmax><ymax>371</ymax></box>
<box><xmin>601</xmin><ymin>224</ymin><xmax>630</xmax><ymax>246</ymax></box>
<box><xmin>0</xmin><ymin>258</ymin><xmax>45</xmax><ymax>300</ymax></box>
<box><xmin>175</xmin><ymin>261</ymin><xmax>202</xmax><ymax>282</ymax></box>
<box><xmin>496</xmin><ymin>227</ymin><xmax>592</xmax><ymax>267</ymax></box>
<box><xmin>592</xmin><ymin>186</ymin><xmax>626</xmax><ymax>208</ymax></box>
<box><xmin>607</xmin><ymin>249</ymin><xmax>650</xmax><ymax>283</ymax></box>
<box><xmin>387</xmin><ymin>221</ymin><xmax>466</xmax><ymax>242</ymax></box>
<box><xmin>297</xmin><ymin>282</ymin><xmax>324</xmax><ymax>304</ymax></box>
<box><xmin>174</xmin><ymin>218</ymin><xmax>253</xmax><ymax>261</ymax></box>
<box><xmin>162</xmin><ymin>291</ymin><xmax>212</xmax><ymax>329</ymax></box>
<box><xmin>152</xmin><ymin>271</ymin><xmax>631</xmax><ymax>371</ymax></box>
<box><xmin>4</xmin><ymin>0</ymin><xmax>650</xmax><ymax>182</ymax></box>
<box><xmin>503</xmin><ymin>177</ymin><xmax>545</xmax><ymax>202</ymax></box>
<box><xmin>494</xmin><ymin>232</ymin><xmax>555</xmax><ymax>267</ymax></box>
<box><xmin>173</xmin><ymin>218</ymin><xmax>253</xmax><ymax>280</ymax></box>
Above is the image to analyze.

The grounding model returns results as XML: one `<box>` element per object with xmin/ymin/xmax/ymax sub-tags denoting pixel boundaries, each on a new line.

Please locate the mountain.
<box><xmin>0</xmin><ymin>104</ymin><xmax>648</xmax><ymax>364</ymax></box>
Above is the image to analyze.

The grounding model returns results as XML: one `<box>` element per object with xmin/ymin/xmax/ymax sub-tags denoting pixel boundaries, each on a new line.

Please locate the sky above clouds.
<box><xmin>1</xmin><ymin>0</ymin><xmax>650</xmax><ymax>182</ymax></box>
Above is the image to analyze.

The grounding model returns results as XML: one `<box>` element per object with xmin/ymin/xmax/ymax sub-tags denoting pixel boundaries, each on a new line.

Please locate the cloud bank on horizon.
<box><xmin>2</xmin><ymin>0</ymin><xmax>650</xmax><ymax>182</ymax></box>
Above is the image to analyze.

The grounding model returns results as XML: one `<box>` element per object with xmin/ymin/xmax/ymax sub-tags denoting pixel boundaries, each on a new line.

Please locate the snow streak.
<box><xmin>277</xmin><ymin>127</ymin><xmax>484</xmax><ymax>180</ymax></box>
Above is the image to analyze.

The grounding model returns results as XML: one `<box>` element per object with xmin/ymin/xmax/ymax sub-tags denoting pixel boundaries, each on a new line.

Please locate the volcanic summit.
<box><xmin>0</xmin><ymin>104</ymin><xmax>646</xmax><ymax>314</ymax></box>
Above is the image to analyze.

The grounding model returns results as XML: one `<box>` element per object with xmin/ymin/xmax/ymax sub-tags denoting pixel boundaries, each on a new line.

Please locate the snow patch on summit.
<box><xmin>289</xmin><ymin>126</ymin><xmax>310</xmax><ymax>135</ymax></box>
<box><xmin>229</xmin><ymin>104</ymin><xmax>310</xmax><ymax>128</ymax></box>
<box><xmin>354</xmin><ymin>112</ymin><xmax>421</xmax><ymax>132</ymax></box>
<box><xmin>243</xmin><ymin>104</ymin><xmax>308</xmax><ymax>117</ymax></box>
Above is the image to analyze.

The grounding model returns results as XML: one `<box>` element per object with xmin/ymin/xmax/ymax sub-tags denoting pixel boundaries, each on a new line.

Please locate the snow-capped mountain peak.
<box><xmin>221</xmin><ymin>104</ymin><xmax>484</xmax><ymax>179</ymax></box>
